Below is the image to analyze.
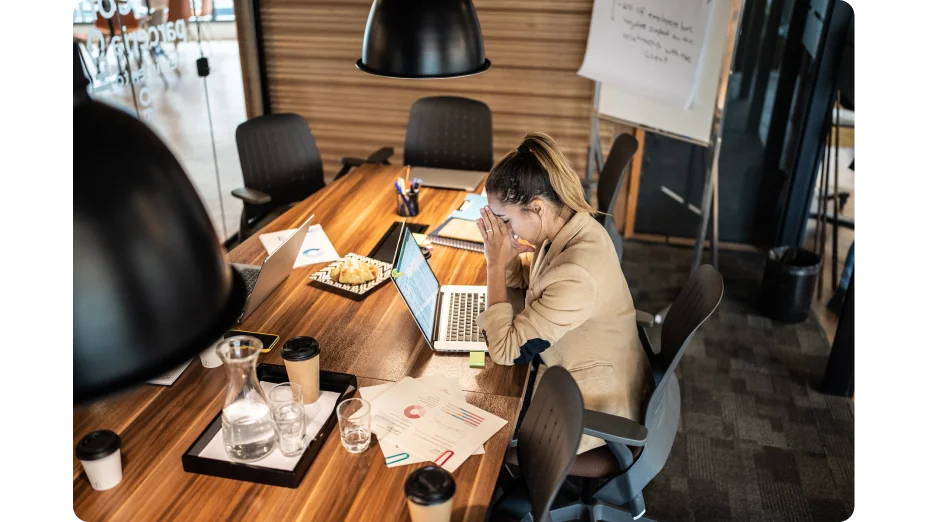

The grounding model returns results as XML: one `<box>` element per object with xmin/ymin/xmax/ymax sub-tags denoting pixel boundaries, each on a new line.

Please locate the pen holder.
<box><xmin>397</xmin><ymin>191</ymin><xmax>419</xmax><ymax>217</ymax></box>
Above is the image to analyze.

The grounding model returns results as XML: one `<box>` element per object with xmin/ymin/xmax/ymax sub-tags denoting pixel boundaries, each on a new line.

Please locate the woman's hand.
<box><xmin>477</xmin><ymin>206</ymin><xmax>534</xmax><ymax>272</ymax></box>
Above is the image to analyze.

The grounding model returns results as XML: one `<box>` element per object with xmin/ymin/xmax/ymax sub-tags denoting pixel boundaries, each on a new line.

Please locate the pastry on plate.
<box><xmin>329</xmin><ymin>258</ymin><xmax>379</xmax><ymax>285</ymax></box>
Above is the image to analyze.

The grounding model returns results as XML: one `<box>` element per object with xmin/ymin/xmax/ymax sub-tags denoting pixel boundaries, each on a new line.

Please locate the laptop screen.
<box><xmin>393</xmin><ymin>227</ymin><xmax>440</xmax><ymax>340</ymax></box>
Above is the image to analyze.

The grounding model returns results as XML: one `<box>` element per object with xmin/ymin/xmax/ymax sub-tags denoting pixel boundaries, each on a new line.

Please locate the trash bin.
<box><xmin>760</xmin><ymin>246</ymin><xmax>821</xmax><ymax>323</ymax></box>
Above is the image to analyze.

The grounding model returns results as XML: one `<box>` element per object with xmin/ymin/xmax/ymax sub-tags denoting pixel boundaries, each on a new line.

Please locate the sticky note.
<box><xmin>412</xmin><ymin>233</ymin><xmax>430</xmax><ymax>246</ymax></box>
<box><xmin>469</xmin><ymin>352</ymin><xmax>486</xmax><ymax>368</ymax></box>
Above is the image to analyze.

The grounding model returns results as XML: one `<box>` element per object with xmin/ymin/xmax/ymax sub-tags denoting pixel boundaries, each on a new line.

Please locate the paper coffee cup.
<box><xmin>405</xmin><ymin>466</ymin><xmax>455</xmax><ymax>522</ymax></box>
<box><xmin>76</xmin><ymin>430</ymin><xmax>123</xmax><ymax>491</ymax></box>
<box><xmin>281</xmin><ymin>337</ymin><xmax>321</xmax><ymax>404</ymax></box>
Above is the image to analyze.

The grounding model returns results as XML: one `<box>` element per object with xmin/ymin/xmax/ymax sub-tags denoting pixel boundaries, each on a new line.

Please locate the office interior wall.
<box><xmin>237</xmin><ymin>0</ymin><xmax>634</xmax><ymax>215</ymax></box>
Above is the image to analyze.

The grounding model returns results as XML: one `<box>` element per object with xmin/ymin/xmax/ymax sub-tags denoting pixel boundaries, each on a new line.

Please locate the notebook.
<box><xmin>428</xmin><ymin>194</ymin><xmax>488</xmax><ymax>252</ymax></box>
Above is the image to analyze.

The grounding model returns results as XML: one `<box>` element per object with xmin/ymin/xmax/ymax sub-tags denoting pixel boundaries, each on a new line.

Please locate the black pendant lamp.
<box><xmin>73</xmin><ymin>44</ymin><xmax>246</xmax><ymax>404</ymax></box>
<box><xmin>357</xmin><ymin>0</ymin><xmax>491</xmax><ymax>79</ymax></box>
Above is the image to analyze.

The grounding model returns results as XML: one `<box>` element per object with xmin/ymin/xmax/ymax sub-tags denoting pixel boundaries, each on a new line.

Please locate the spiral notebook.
<box><xmin>428</xmin><ymin>194</ymin><xmax>487</xmax><ymax>252</ymax></box>
<box><xmin>429</xmin><ymin>218</ymin><xmax>484</xmax><ymax>252</ymax></box>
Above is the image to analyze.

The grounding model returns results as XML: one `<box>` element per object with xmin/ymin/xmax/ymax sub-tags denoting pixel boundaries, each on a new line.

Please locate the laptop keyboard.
<box><xmin>240</xmin><ymin>267</ymin><xmax>261</xmax><ymax>295</ymax></box>
<box><xmin>446</xmin><ymin>292</ymin><xmax>487</xmax><ymax>342</ymax></box>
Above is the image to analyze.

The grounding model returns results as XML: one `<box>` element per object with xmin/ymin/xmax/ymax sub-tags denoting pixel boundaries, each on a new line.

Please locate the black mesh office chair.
<box><xmin>495</xmin><ymin>265</ymin><xmax>724</xmax><ymax>522</ymax></box>
<box><xmin>404</xmin><ymin>96</ymin><xmax>494</xmax><ymax>171</ymax></box>
<box><xmin>499</xmin><ymin>366</ymin><xmax>585</xmax><ymax>522</ymax></box>
<box><xmin>231</xmin><ymin>113</ymin><xmax>392</xmax><ymax>242</ymax></box>
<box><xmin>595</xmin><ymin>134</ymin><xmax>638</xmax><ymax>262</ymax></box>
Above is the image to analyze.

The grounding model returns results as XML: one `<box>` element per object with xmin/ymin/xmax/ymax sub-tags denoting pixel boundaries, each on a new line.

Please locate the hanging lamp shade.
<box><xmin>73</xmin><ymin>44</ymin><xmax>246</xmax><ymax>404</ymax></box>
<box><xmin>356</xmin><ymin>0</ymin><xmax>491</xmax><ymax>79</ymax></box>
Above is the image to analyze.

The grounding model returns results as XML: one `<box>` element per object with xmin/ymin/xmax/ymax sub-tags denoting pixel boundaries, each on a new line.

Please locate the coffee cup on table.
<box><xmin>76</xmin><ymin>430</ymin><xmax>123</xmax><ymax>491</ymax></box>
<box><xmin>405</xmin><ymin>465</ymin><xmax>455</xmax><ymax>522</ymax></box>
<box><xmin>281</xmin><ymin>337</ymin><xmax>320</xmax><ymax>404</ymax></box>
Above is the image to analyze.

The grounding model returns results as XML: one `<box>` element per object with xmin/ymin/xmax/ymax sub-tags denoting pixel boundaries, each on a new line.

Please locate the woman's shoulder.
<box><xmin>558</xmin><ymin>216</ymin><xmax>621</xmax><ymax>269</ymax></box>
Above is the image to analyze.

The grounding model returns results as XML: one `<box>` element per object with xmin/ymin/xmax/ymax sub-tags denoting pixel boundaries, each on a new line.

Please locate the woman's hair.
<box><xmin>485</xmin><ymin>132</ymin><xmax>599</xmax><ymax>215</ymax></box>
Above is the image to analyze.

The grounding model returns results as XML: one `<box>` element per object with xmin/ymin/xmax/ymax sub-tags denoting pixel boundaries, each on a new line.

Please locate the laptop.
<box><xmin>409</xmin><ymin>166</ymin><xmax>486</xmax><ymax>192</ymax></box>
<box><xmin>391</xmin><ymin>224</ymin><xmax>488</xmax><ymax>352</ymax></box>
<box><xmin>232</xmin><ymin>216</ymin><xmax>313</xmax><ymax>322</ymax></box>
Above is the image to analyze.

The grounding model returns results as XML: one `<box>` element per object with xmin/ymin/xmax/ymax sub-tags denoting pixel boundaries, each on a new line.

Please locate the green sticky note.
<box><xmin>469</xmin><ymin>351</ymin><xmax>486</xmax><ymax>368</ymax></box>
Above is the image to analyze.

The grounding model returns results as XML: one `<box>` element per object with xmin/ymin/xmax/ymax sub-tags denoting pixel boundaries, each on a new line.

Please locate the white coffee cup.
<box><xmin>76</xmin><ymin>430</ymin><xmax>123</xmax><ymax>491</ymax></box>
<box><xmin>199</xmin><ymin>340</ymin><xmax>224</xmax><ymax>368</ymax></box>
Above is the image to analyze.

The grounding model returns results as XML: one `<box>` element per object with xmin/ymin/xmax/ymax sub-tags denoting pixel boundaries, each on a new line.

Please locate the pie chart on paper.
<box><xmin>404</xmin><ymin>405</ymin><xmax>426</xmax><ymax>419</ymax></box>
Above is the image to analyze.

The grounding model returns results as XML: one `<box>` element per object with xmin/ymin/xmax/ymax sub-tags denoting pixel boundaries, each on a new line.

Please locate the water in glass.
<box><xmin>275</xmin><ymin>403</ymin><xmax>307</xmax><ymax>456</ymax></box>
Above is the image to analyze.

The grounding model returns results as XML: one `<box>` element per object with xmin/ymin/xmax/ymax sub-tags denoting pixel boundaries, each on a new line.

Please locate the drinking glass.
<box><xmin>268</xmin><ymin>382</ymin><xmax>307</xmax><ymax>457</ymax></box>
<box><xmin>336</xmin><ymin>398</ymin><xmax>371</xmax><ymax>453</ymax></box>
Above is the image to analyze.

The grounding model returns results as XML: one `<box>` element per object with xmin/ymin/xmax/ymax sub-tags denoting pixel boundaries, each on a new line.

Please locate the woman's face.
<box><xmin>487</xmin><ymin>195</ymin><xmax>544</xmax><ymax>245</ymax></box>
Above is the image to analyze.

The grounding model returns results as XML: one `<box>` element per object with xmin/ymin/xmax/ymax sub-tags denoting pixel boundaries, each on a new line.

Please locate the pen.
<box><xmin>395</xmin><ymin>180</ymin><xmax>414</xmax><ymax>215</ymax></box>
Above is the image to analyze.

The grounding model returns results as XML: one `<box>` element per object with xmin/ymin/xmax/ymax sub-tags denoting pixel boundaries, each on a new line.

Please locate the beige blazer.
<box><xmin>477</xmin><ymin>211</ymin><xmax>651</xmax><ymax>453</ymax></box>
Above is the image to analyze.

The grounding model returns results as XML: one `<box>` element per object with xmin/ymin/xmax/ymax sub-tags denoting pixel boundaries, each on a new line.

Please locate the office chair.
<box><xmin>595</xmin><ymin>134</ymin><xmax>639</xmax><ymax>262</ymax></box>
<box><xmin>502</xmin><ymin>366</ymin><xmax>585</xmax><ymax>522</ymax></box>
<box><xmin>494</xmin><ymin>265</ymin><xmax>724</xmax><ymax>522</ymax></box>
<box><xmin>404</xmin><ymin>96</ymin><xmax>494</xmax><ymax>172</ymax></box>
<box><xmin>232</xmin><ymin>113</ymin><xmax>393</xmax><ymax>243</ymax></box>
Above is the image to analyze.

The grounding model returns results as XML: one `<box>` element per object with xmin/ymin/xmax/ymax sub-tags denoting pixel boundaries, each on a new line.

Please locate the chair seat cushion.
<box><xmin>506</xmin><ymin>445</ymin><xmax>641</xmax><ymax>479</ymax></box>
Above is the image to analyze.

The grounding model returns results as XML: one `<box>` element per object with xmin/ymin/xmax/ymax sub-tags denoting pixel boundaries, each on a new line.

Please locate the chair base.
<box><xmin>548</xmin><ymin>500</ymin><xmax>654</xmax><ymax>522</ymax></box>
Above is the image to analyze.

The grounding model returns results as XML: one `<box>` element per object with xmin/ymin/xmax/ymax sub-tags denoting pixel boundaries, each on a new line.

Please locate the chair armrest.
<box><xmin>231</xmin><ymin>187</ymin><xmax>271</xmax><ymax>206</ymax></box>
<box><xmin>636</xmin><ymin>309</ymin><xmax>655</xmax><ymax>327</ymax></box>
<box><xmin>583</xmin><ymin>409</ymin><xmax>648</xmax><ymax>446</ymax></box>
<box><xmin>365</xmin><ymin>146</ymin><xmax>394</xmax><ymax>164</ymax></box>
<box><xmin>339</xmin><ymin>157</ymin><xmax>365</xmax><ymax>168</ymax></box>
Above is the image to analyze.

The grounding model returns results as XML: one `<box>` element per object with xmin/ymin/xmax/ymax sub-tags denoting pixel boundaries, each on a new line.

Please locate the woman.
<box><xmin>475</xmin><ymin>132</ymin><xmax>651</xmax><ymax>454</ymax></box>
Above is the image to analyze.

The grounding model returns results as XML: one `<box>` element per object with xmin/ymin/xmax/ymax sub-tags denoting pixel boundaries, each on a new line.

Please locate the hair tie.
<box><xmin>517</xmin><ymin>144</ymin><xmax>531</xmax><ymax>156</ymax></box>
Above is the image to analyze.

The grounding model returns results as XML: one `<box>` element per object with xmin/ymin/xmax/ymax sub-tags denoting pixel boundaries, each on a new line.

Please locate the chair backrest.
<box><xmin>596</xmin><ymin>134</ymin><xmax>639</xmax><ymax>215</ymax></box>
<box><xmin>619</xmin><ymin>265</ymin><xmax>722</xmax><ymax>500</ymax></box>
<box><xmin>235</xmin><ymin>113</ymin><xmax>325</xmax><ymax>206</ymax></box>
<box><xmin>404</xmin><ymin>96</ymin><xmax>494</xmax><ymax>172</ymax></box>
<box><xmin>517</xmin><ymin>366</ymin><xmax>585</xmax><ymax>522</ymax></box>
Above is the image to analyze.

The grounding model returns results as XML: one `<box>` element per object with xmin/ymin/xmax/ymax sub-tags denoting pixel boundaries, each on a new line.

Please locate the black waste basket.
<box><xmin>760</xmin><ymin>246</ymin><xmax>821</xmax><ymax>323</ymax></box>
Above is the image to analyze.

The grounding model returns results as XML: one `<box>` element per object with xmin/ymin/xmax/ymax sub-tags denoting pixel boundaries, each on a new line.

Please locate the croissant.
<box><xmin>330</xmin><ymin>258</ymin><xmax>379</xmax><ymax>285</ymax></box>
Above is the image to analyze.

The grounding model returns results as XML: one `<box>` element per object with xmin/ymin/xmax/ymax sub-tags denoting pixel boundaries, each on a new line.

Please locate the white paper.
<box><xmin>369</xmin><ymin>377</ymin><xmax>507</xmax><ymax>473</ymax></box>
<box><xmin>578</xmin><ymin>0</ymin><xmax>714</xmax><ymax>108</ymax></box>
<box><xmin>146</xmin><ymin>359</ymin><xmax>193</xmax><ymax>386</ymax></box>
<box><xmin>196</xmin><ymin>385</ymin><xmax>340</xmax><ymax>471</ymax></box>
<box><xmin>258</xmin><ymin>224</ymin><xmax>340</xmax><ymax>268</ymax></box>
<box><xmin>360</xmin><ymin>376</ymin><xmax>485</xmax><ymax>468</ymax></box>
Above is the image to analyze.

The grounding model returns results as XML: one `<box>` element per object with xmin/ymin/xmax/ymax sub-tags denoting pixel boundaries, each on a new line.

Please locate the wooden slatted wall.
<box><xmin>254</xmin><ymin>0</ymin><xmax>632</xmax><ymax>181</ymax></box>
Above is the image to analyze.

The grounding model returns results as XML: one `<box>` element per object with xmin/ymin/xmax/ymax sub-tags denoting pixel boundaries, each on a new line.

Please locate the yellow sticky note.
<box><xmin>469</xmin><ymin>352</ymin><xmax>486</xmax><ymax>368</ymax></box>
<box><xmin>412</xmin><ymin>233</ymin><xmax>429</xmax><ymax>246</ymax></box>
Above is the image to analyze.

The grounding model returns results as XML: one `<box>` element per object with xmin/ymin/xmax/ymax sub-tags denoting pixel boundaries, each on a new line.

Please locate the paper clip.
<box><xmin>435</xmin><ymin>450</ymin><xmax>454</xmax><ymax>466</ymax></box>
<box><xmin>385</xmin><ymin>453</ymin><xmax>410</xmax><ymax>465</ymax></box>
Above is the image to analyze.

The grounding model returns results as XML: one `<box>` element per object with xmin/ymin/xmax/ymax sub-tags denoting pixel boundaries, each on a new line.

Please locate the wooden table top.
<box><xmin>73</xmin><ymin>165</ymin><xmax>528</xmax><ymax>521</ymax></box>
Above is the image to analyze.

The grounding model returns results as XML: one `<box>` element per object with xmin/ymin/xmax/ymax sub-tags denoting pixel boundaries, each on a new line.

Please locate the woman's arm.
<box><xmin>478</xmin><ymin>263</ymin><xmax>597</xmax><ymax>366</ymax></box>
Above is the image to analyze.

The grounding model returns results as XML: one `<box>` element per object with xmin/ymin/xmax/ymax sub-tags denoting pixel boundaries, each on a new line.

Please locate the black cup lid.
<box><xmin>281</xmin><ymin>336</ymin><xmax>320</xmax><ymax>361</ymax></box>
<box><xmin>405</xmin><ymin>466</ymin><xmax>455</xmax><ymax>506</ymax></box>
<box><xmin>75</xmin><ymin>430</ymin><xmax>121</xmax><ymax>461</ymax></box>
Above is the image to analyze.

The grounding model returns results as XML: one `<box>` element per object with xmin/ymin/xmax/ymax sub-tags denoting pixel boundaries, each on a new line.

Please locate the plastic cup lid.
<box><xmin>76</xmin><ymin>430</ymin><xmax>122</xmax><ymax>461</ymax></box>
<box><xmin>405</xmin><ymin>466</ymin><xmax>455</xmax><ymax>506</ymax></box>
<box><xmin>281</xmin><ymin>336</ymin><xmax>320</xmax><ymax>361</ymax></box>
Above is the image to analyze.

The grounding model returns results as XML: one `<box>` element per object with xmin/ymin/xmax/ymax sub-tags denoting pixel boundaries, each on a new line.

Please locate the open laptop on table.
<box><xmin>409</xmin><ymin>166</ymin><xmax>486</xmax><ymax>192</ymax></box>
<box><xmin>390</xmin><ymin>223</ymin><xmax>488</xmax><ymax>352</ymax></box>
<box><xmin>232</xmin><ymin>216</ymin><xmax>313</xmax><ymax>322</ymax></box>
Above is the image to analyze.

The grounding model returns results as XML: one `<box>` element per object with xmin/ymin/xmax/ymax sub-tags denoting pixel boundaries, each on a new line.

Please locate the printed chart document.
<box><xmin>360</xmin><ymin>376</ymin><xmax>484</xmax><ymax>468</ymax></box>
<box><xmin>369</xmin><ymin>377</ymin><xmax>507</xmax><ymax>472</ymax></box>
<box><xmin>259</xmin><ymin>224</ymin><xmax>339</xmax><ymax>268</ymax></box>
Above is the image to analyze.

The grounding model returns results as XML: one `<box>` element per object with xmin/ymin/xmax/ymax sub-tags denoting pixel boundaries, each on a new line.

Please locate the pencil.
<box><xmin>405</xmin><ymin>165</ymin><xmax>411</xmax><ymax>189</ymax></box>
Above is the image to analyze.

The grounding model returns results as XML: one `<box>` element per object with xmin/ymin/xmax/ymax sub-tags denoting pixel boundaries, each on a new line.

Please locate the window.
<box><xmin>73</xmin><ymin>1</ymin><xmax>236</xmax><ymax>24</ymax></box>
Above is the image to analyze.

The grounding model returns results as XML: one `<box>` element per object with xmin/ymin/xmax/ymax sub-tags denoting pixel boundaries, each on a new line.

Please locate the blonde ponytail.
<box><xmin>485</xmin><ymin>132</ymin><xmax>600</xmax><ymax>215</ymax></box>
<box><xmin>520</xmin><ymin>133</ymin><xmax>599</xmax><ymax>215</ymax></box>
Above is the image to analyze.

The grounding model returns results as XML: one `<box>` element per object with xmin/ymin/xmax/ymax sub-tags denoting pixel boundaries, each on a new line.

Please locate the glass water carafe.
<box><xmin>217</xmin><ymin>336</ymin><xmax>277</xmax><ymax>462</ymax></box>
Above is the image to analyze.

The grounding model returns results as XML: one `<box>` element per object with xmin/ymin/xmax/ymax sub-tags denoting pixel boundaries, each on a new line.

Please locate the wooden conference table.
<box><xmin>73</xmin><ymin>165</ymin><xmax>530</xmax><ymax>521</ymax></box>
